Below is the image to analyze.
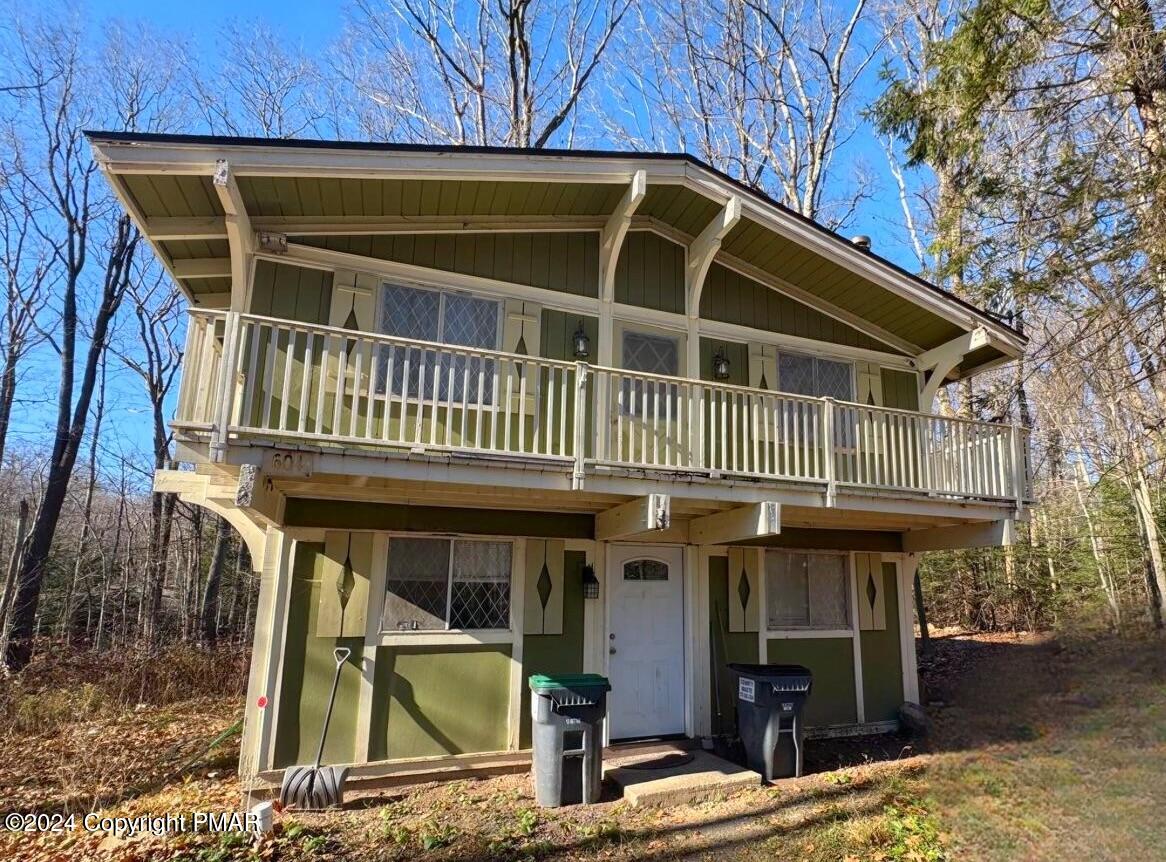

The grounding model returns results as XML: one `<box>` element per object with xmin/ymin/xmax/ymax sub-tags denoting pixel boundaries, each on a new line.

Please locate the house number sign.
<box><xmin>264</xmin><ymin>449</ymin><xmax>315</xmax><ymax>478</ymax></box>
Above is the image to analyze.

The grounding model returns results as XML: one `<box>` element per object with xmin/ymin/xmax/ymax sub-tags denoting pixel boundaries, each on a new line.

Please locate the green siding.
<box><xmin>542</xmin><ymin>310</ymin><xmax>599</xmax><ymax>362</ymax></box>
<box><xmin>283</xmin><ymin>500</ymin><xmax>594</xmax><ymax>538</ymax></box>
<box><xmin>368</xmin><ymin>645</ymin><xmax>511</xmax><ymax>760</ymax></box>
<box><xmin>300</xmin><ymin>233</ymin><xmax>599</xmax><ymax>298</ymax></box>
<box><xmin>861</xmin><ymin>564</ymin><xmax>905</xmax><ymax>723</ymax></box>
<box><xmin>709</xmin><ymin>555</ymin><xmax>760</xmax><ymax>737</ymax></box>
<box><xmin>519</xmin><ymin>550</ymin><xmax>587</xmax><ymax>748</ymax></box>
<box><xmin>614</xmin><ymin>231</ymin><xmax>686</xmax><ymax>313</ymax></box>
<box><xmin>249</xmin><ymin>259</ymin><xmax>333</xmax><ymax>322</ymax></box>
<box><xmin>881</xmin><ymin>368</ymin><xmax>920</xmax><ymax>411</ymax></box>
<box><xmin>699</xmin><ymin>338</ymin><xmax>749</xmax><ymax>385</ymax></box>
<box><xmin>766</xmin><ymin>637</ymin><xmax>857</xmax><ymax>727</ymax></box>
<box><xmin>274</xmin><ymin>543</ymin><xmax>364</xmax><ymax>768</ymax></box>
<box><xmin>701</xmin><ymin>262</ymin><xmax>891</xmax><ymax>352</ymax></box>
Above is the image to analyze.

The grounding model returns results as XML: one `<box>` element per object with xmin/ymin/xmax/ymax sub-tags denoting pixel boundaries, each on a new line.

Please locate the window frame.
<box><xmin>375</xmin><ymin>280</ymin><xmax>505</xmax><ymax>402</ymax></box>
<box><xmin>763</xmin><ymin>549</ymin><xmax>854</xmax><ymax>636</ymax></box>
<box><xmin>775</xmin><ymin>350</ymin><xmax>856</xmax><ymax>403</ymax></box>
<box><xmin>380</xmin><ymin>533</ymin><xmax>516</xmax><ymax>637</ymax></box>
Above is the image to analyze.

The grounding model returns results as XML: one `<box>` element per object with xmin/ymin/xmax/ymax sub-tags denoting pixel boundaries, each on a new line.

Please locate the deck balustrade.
<box><xmin>176</xmin><ymin>310</ymin><xmax>1031</xmax><ymax>504</ymax></box>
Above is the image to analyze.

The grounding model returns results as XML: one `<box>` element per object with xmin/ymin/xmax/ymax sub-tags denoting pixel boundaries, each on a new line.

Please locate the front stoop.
<box><xmin>604</xmin><ymin>750</ymin><xmax>761</xmax><ymax>807</ymax></box>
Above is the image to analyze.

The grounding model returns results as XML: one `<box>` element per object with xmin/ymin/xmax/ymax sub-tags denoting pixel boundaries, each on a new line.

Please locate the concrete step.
<box><xmin>604</xmin><ymin>749</ymin><xmax>761</xmax><ymax>807</ymax></box>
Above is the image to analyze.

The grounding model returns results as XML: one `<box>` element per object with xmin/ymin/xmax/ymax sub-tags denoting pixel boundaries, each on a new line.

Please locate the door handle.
<box><xmin>609</xmin><ymin>647</ymin><xmax>617</xmax><ymax>655</ymax></box>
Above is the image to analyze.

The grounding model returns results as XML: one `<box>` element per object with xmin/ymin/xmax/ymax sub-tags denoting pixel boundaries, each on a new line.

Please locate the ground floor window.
<box><xmin>765</xmin><ymin>550</ymin><xmax>850</xmax><ymax>630</ymax></box>
<box><xmin>383</xmin><ymin>536</ymin><xmax>512</xmax><ymax>631</ymax></box>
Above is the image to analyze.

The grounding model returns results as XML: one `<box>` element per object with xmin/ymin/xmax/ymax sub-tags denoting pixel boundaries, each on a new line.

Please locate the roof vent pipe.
<box><xmin>850</xmin><ymin>235</ymin><xmax>871</xmax><ymax>251</ymax></box>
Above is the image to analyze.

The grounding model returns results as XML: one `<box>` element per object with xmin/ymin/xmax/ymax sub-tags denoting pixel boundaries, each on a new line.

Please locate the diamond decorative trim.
<box><xmin>737</xmin><ymin>568</ymin><xmax>751</xmax><ymax>612</ymax></box>
<box><xmin>536</xmin><ymin>561</ymin><xmax>553</xmax><ymax>610</ymax></box>
<box><xmin>866</xmin><ymin>572</ymin><xmax>878</xmax><ymax>610</ymax></box>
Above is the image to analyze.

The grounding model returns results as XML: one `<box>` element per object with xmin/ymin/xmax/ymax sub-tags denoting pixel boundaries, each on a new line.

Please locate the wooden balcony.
<box><xmin>175</xmin><ymin>310</ymin><xmax>1032</xmax><ymax>509</ymax></box>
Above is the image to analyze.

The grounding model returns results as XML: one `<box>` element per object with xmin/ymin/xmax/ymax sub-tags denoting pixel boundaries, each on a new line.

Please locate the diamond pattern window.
<box><xmin>765</xmin><ymin>551</ymin><xmax>850</xmax><ymax>630</ymax></box>
<box><xmin>777</xmin><ymin>353</ymin><xmax>853</xmax><ymax>400</ymax></box>
<box><xmin>378</xmin><ymin>283</ymin><xmax>500</xmax><ymax>402</ymax></box>
<box><xmin>384</xmin><ymin>537</ymin><xmax>512</xmax><ymax>631</ymax></box>
<box><xmin>621</xmin><ymin>329</ymin><xmax>680</xmax><ymax>415</ymax></box>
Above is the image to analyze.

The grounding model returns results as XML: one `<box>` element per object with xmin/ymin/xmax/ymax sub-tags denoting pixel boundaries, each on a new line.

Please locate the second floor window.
<box><xmin>621</xmin><ymin>328</ymin><xmax>681</xmax><ymax>415</ymax></box>
<box><xmin>378</xmin><ymin>282</ymin><xmax>501</xmax><ymax>403</ymax></box>
<box><xmin>778</xmin><ymin>353</ymin><xmax>854</xmax><ymax>401</ymax></box>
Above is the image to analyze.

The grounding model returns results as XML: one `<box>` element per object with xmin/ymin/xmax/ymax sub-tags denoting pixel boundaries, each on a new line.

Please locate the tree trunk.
<box><xmin>4</xmin><ymin>217</ymin><xmax>136</xmax><ymax>672</ymax></box>
<box><xmin>913</xmin><ymin>569</ymin><xmax>931</xmax><ymax>654</ymax></box>
<box><xmin>0</xmin><ymin>500</ymin><xmax>30</xmax><ymax>654</ymax></box>
<box><xmin>201</xmin><ymin>517</ymin><xmax>231</xmax><ymax>645</ymax></box>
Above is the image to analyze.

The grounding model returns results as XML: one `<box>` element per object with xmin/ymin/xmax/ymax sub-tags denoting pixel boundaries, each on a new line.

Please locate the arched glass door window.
<box><xmin>623</xmin><ymin>559</ymin><xmax>669</xmax><ymax>581</ymax></box>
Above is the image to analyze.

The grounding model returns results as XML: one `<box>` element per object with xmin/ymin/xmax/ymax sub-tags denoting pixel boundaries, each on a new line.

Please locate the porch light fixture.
<box><xmin>581</xmin><ymin>564</ymin><xmax>600</xmax><ymax>599</ymax></box>
<box><xmin>712</xmin><ymin>346</ymin><xmax>732</xmax><ymax>380</ymax></box>
<box><xmin>572</xmin><ymin>321</ymin><xmax>591</xmax><ymax>359</ymax></box>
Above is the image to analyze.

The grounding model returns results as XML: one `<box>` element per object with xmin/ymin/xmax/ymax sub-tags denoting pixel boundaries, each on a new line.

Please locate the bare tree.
<box><xmin>609</xmin><ymin>0</ymin><xmax>881</xmax><ymax>226</ymax></box>
<box><xmin>2</xmin><ymin>20</ymin><xmax>144</xmax><ymax>671</ymax></box>
<box><xmin>339</xmin><ymin>0</ymin><xmax>630</xmax><ymax>146</ymax></box>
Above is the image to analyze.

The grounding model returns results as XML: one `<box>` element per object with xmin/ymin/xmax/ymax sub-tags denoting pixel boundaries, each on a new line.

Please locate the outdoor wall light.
<box><xmin>581</xmin><ymin>563</ymin><xmax>600</xmax><ymax>599</ymax></box>
<box><xmin>712</xmin><ymin>346</ymin><xmax>732</xmax><ymax>380</ymax></box>
<box><xmin>572</xmin><ymin>321</ymin><xmax>591</xmax><ymax>359</ymax></box>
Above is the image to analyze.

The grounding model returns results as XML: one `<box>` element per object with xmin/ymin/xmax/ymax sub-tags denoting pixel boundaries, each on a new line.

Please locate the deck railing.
<box><xmin>175</xmin><ymin>309</ymin><xmax>1031</xmax><ymax>504</ymax></box>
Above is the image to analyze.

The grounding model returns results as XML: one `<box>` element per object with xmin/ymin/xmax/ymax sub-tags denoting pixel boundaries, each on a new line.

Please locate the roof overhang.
<box><xmin>86</xmin><ymin>131</ymin><xmax>1026</xmax><ymax>379</ymax></box>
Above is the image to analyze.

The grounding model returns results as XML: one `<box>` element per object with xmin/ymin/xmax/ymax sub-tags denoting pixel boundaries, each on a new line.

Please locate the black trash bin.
<box><xmin>728</xmin><ymin>663</ymin><xmax>812</xmax><ymax>781</ymax></box>
<box><xmin>529</xmin><ymin>674</ymin><xmax>611</xmax><ymax>806</ymax></box>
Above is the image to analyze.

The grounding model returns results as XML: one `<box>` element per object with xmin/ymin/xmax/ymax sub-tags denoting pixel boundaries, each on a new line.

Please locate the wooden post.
<box><xmin>823</xmin><ymin>398</ymin><xmax>837</xmax><ymax>506</ymax></box>
<box><xmin>572</xmin><ymin>362</ymin><xmax>590</xmax><ymax>489</ymax></box>
<box><xmin>211</xmin><ymin>311</ymin><xmax>241</xmax><ymax>461</ymax></box>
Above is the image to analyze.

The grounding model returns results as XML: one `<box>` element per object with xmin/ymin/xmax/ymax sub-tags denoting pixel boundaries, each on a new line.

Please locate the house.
<box><xmin>89</xmin><ymin>132</ymin><xmax>1030</xmax><ymax>783</ymax></box>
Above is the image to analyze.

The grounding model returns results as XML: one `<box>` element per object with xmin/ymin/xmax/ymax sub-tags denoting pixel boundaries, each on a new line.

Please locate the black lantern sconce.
<box><xmin>581</xmin><ymin>563</ymin><xmax>600</xmax><ymax>599</ymax></box>
<box><xmin>572</xmin><ymin>321</ymin><xmax>591</xmax><ymax>359</ymax></box>
<box><xmin>712</xmin><ymin>346</ymin><xmax>732</xmax><ymax>381</ymax></box>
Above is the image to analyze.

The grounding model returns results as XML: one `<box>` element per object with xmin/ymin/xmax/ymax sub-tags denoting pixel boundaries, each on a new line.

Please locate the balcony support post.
<box><xmin>823</xmin><ymin>397</ymin><xmax>837</xmax><ymax>506</ymax></box>
<box><xmin>1010</xmin><ymin>423</ymin><xmax>1025</xmax><ymax>513</ymax></box>
<box><xmin>210</xmin><ymin>310</ymin><xmax>241</xmax><ymax>462</ymax></box>
<box><xmin>572</xmin><ymin>362</ymin><xmax>590</xmax><ymax>490</ymax></box>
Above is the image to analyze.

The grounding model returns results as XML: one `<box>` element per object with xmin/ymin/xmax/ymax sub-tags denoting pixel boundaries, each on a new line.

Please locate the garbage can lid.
<box><xmin>528</xmin><ymin>673</ymin><xmax>611</xmax><ymax>693</ymax></box>
<box><xmin>727</xmin><ymin>663</ymin><xmax>812</xmax><ymax>679</ymax></box>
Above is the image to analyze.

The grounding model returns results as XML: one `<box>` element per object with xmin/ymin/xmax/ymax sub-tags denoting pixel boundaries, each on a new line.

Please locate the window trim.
<box><xmin>763</xmin><ymin>549</ymin><xmax>854</xmax><ymax>637</ymax></box>
<box><xmin>380</xmin><ymin>532</ymin><xmax>516</xmax><ymax>639</ymax></box>
<box><xmin>613</xmin><ymin>318</ymin><xmax>688</xmax><ymax>377</ymax></box>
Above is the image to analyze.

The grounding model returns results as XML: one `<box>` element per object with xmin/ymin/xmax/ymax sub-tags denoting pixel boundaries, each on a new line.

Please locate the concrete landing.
<box><xmin>604</xmin><ymin>749</ymin><xmax>761</xmax><ymax>807</ymax></box>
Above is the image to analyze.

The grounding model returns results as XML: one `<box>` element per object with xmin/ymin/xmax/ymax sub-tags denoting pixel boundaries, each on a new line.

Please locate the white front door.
<box><xmin>607</xmin><ymin>545</ymin><xmax>686</xmax><ymax>740</ymax></box>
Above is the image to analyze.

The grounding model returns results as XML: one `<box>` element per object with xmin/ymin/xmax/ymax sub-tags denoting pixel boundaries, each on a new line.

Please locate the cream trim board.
<box><xmin>764</xmin><ymin>628</ymin><xmax>855</xmax><ymax>640</ymax></box>
<box><xmin>260</xmin><ymin>533</ymin><xmax>296</xmax><ymax>773</ymax></box>
<box><xmin>849</xmin><ymin>551</ymin><xmax>865</xmax><ymax>723</ymax></box>
<box><xmin>355</xmin><ymin>533</ymin><xmax>389</xmax><ymax>763</ymax></box>
<box><xmin>683</xmin><ymin>544</ymin><xmax>700</xmax><ymax>738</ymax></box>
<box><xmin>896</xmin><ymin>554</ymin><xmax>921</xmax><ymax>703</ymax></box>
<box><xmin>507</xmin><ymin>538</ymin><xmax>527</xmax><ymax>750</ymax></box>
<box><xmin>379</xmin><ymin>630</ymin><xmax>513</xmax><ymax>647</ymax></box>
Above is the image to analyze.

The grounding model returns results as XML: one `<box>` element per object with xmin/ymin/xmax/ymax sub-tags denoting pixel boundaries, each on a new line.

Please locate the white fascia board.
<box><xmin>90</xmin><ymin>138</ymin><xmax>690</xmax><ymax>184</ymax></box>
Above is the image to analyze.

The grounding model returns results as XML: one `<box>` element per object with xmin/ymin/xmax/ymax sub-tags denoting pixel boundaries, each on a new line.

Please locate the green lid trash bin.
<box><xmin>528</xmin><ymin>673</ymin><xmax>610</xmax><ymax>806</ymax></box>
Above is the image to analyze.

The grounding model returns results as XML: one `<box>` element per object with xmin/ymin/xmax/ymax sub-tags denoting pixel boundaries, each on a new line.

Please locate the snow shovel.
<box><xmin>279</xmin><ymin>646</ymin><xmax>352</xmax><ymax>810</ymax></box>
